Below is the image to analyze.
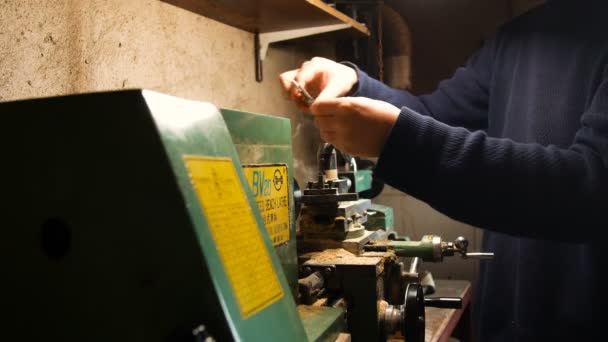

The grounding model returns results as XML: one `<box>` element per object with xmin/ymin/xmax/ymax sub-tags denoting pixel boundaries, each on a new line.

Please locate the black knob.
<box><xmin>403</xmin><ymin>283</ymin><xmax>425</xmax><ymax>342</ymax></box>
<box><xmin>192</xmin><ymin>325</ymin><xmax>215</xmax><ymax>342</ymax></box>
<box><xmin>293</xmin><ymin>178</ymin><xmax>302</xmax><ymax>219</ymax></box>
<box><xmin>454</xmin><ymin>236</ymin><xmax>468</xmax><ymax>251</ymax></box>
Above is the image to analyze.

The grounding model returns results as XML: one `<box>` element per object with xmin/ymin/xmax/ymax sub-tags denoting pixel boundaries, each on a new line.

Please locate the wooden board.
<box><xmin>162</xmin><ymin>0</ymin><xmax>369</xmax><ymax>35</ymax></box>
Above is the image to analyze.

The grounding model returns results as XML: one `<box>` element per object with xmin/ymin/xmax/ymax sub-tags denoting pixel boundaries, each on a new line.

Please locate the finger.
<box><xmin>287</xmin><ymin>78</ymin><xmax>306</xmax><ymax>106</ymax></box>
<box><xmin>288</xmin><ymin>87</ymin><xmax>314</xmax><ymax>111</ymax></box>
<box><xmin>294</xmin><ymin>63</ymin><xmax>321</xmax><ymax>98</ymax></box>
<box><xmin>310</xmin><ymin>98</ymin><xmax>351</xmax><ymax>117</ymax></box>
<box><xmin>279</xmin><ymin>69</ymin><xmax>298</xmax><ymax>93</ymax></box>
<box><xmin>282</xmin><ymin>70</ymin><xmax>307</xmax><ymax>103</ymax></box>
<box><xmin>289</xmin><ymin>87</ymin><xmax>302</xmax><ymax>103</ymax></box>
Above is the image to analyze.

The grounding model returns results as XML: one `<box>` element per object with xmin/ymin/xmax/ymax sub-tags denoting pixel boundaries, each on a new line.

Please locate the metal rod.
<box><xmin>255</xmin><ymin>33</ymin><xmax>263</xmax><ymax>82</ymax></box>
<box><xmin>290</xmin><ymin>79</ymin><xmax>315</xmax><ymax>106</ymax></box>
<box><xmin>408</xmin><ymin>257</ymin><xmax>420</xmax><ymax>274</ymax></box>
<box><xmin>465</xmin><ymin>252</ymin><xmax>495</xmax><ymax>260</ymax></box>
<box><xmin>424</xmin><ymin>297</ymin><xmax>462</xmax><ymax>309</ymax></box>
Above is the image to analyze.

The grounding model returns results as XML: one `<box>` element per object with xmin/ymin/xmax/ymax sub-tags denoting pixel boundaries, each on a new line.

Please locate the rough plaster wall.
<box><xmin>0</xmin><ymin>0</ymin><xmax>328</xmax><ymax>185</ymax></box>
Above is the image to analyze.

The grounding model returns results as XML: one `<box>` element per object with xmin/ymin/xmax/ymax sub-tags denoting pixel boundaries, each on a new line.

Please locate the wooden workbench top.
<box><xmin>386</xmin><ymin>279</ymin><xmax>472</xmax><ymax>342</ymax></box>
<box><xmin>425</xmin><ymin>279</ymin><xmax>471</xmax><ymax>342</ymax></box>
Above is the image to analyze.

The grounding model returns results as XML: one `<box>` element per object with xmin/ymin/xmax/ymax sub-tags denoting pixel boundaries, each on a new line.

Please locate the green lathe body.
<box><xmin>0</xmin><ymin>90</ymin><xmax>307</xmax><ymax>342</ymax></box>
<box><xmin>221</xmin><ymin>108</ymin><xmax>298</xmax><ymax>298</ymax></box>
<box><xmin>221</xmin><ymin>108</ymin><xmax>346</xmax><ymax>341</ymax></box>
<box><xmin>363</xmin><ymin>203</ymin><xmax>395</xmax><ymax>233</ymax></box>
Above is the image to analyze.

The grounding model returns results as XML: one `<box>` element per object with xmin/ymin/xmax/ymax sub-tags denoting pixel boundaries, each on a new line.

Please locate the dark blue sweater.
<box><xmin>351</xmin><ymin>1</ymin><xmax>607</xmax><ymax>340</ymax></box>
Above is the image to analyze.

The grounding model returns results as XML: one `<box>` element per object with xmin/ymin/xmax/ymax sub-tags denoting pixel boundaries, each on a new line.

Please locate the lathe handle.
<box><xmin>465</xmin><ymin>252</ymin><xmax>495</xmax><ymax>260</ymax></box>
<box><xmin>424</xmin><ymin>297</ymin><xmax>462</xmax><ymax>309</ymax></box>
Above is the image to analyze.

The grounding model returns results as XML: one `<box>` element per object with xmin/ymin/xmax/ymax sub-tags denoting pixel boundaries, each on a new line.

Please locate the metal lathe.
<box><xmin>0</xmin><ymin>90</ymin><xmax>492</xmax><ymax>341</ymax></box>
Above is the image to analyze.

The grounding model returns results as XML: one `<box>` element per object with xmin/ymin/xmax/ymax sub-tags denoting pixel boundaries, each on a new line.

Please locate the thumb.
<box><xmin>279</xmin><ymin>69</ymin><xmax>297</xmax><ymax>87</ymax></box>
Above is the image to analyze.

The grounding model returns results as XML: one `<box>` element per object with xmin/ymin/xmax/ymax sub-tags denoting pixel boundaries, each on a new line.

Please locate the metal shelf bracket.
<box><xmin>255</xmin><ymin>23</ymin><xmax>352</xmax><ymax>82</ymax></box>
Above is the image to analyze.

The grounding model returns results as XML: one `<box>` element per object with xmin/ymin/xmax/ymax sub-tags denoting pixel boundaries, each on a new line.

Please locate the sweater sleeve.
<box><xmin>346</xmin><ymin>38</ymin><xmax>495</xmax><ymax>131</ymax></box>
<box><xmin>374</xmin><ymin>67</ymin><xmax>608</xmax><ymax>242</ymax></box>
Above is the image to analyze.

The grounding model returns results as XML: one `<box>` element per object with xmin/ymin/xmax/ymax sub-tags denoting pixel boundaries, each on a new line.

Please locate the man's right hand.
<box><xmin>279</xmin><ymin>57</ymin><xmax>359</xmax><ymax>111</ymax></box>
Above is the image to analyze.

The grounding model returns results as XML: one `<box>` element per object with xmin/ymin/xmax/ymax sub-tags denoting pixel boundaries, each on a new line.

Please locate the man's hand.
<box><xmin>310</xmin><ymin>97</ymin><xmax>400</xmax><ymax>158</ymax></box>
<box><xmin>279</xmin><ymin>57</ymin><xmax>358</xmax><ymax>111</ymax></box>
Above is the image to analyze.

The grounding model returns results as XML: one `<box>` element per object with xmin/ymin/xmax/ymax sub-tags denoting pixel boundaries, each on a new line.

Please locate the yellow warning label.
<box><xmin>243</xmin><ymin>164</ymin><xmax>290</xmax><ymax>246</ymax></box>
<box><xmin>184</xmin><ymin>156</ymin><xmax>283</xmax><ymax>319</ymax></box>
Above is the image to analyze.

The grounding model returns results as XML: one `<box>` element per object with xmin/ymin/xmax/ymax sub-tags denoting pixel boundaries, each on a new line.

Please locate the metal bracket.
<box><xmin>255</xmin><ymin>23</ymin><xmax>352</xmax><ymax>82</ymax></box>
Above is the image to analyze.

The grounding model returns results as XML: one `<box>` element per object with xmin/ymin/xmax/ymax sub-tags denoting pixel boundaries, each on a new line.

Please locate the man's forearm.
<box><xmin>375</xmin><ymin>107</ymin><xmax>607</xmax><ymax>242</ymax></box>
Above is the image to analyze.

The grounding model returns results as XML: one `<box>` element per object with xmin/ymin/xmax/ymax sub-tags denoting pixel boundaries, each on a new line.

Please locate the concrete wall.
<box><xmin>0</xmin><ymin>0</ymin><xmax>330</xmax><ymax>184</ymax></box>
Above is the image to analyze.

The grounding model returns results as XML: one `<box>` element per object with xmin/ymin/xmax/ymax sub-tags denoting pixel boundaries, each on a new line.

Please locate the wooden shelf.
<box><xmin>162</xmin><ymin>0</ymin><xmax>370</xmax><ymax>36</ymax></box>
<box><xmin>162</xmin><ymin>0</ymin><xmax>370</xmax><ymax>81</ymax></box>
